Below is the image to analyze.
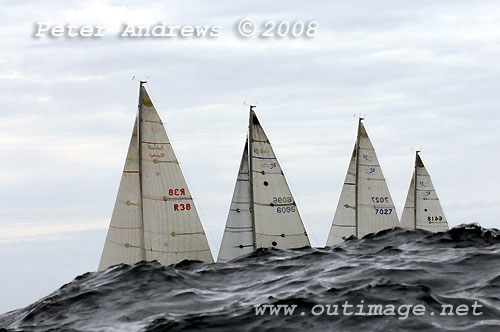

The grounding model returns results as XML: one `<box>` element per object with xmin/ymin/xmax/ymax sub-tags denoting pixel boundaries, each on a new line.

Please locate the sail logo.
<box><xmin>147</xmin><ymin>144</ymin><xmax>164</xmax><ymax>150</ymax></box>
<box><xmin>253</xmin><ymin>147</ymin><xmax>269</xmax><ymax>155</ymax></box>
<box><xmin>263</xmin><ymin>162</ymin><xmax>277</xmax><ymax>169</ymax></box>
<box><xmin>149</xmin><ymin>153</ymin><xmax>165</xmax><ymax>158</ymax></box>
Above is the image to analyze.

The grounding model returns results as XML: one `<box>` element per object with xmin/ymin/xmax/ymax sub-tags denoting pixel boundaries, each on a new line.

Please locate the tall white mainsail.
<box><xmin>326</xmin><ymin>119</ymin><xmax>399</xmax><ymax>246</ymax></box>
<box><xmin>217</xmin><ymin>107</ymin><xmax>310</xmax><ymax>262</ymax></box>
<box><xmin>400</xmin><ymin>152</ymin><xmax>449</xmax><ymax>232</ymax></box>
<box><xmin>99</xmin><ymin>83</ymin><xmax>213</xmax><ymax>271</ymax></box>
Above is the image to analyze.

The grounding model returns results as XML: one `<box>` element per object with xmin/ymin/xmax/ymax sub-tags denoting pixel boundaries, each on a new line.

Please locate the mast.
<box><xmin>414</xmin><ymin>151</ymin><xmax>419</xmax><ymax>230</ymax></box>
<box><xmin>138</xmin><ymin>81</ymin><xmax>147</xmax><ymax>260</ymax></box>
<box><xmin>354</xmin><ymin>117</ymin><xmax>363</xmax><ymax>237</ymax></box>
<box><xmin>248</xmin><ymin>105</ymin><xmax>257</xmax><ymax>249</ymax></box>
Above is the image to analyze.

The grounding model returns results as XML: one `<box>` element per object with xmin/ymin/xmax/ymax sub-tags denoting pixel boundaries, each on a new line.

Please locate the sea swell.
<box><xmin>1</xmin><ymin>223</ymin><xmax>499</xmax><ymax>332</ymax></box>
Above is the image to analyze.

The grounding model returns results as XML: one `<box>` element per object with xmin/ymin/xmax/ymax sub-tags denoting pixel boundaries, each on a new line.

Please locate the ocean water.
<box><xmin>1</xmin><ymin>224</ymin><xmax>499</xmax><ymax>332</ymax></box>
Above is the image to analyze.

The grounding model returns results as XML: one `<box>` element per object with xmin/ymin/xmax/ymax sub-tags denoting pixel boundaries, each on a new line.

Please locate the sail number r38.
<box><xmin>174</xmin><ymin>203</ymin><xmax>191</xmax><ymax>211</ymax></box>
<box><xmin>169</xmin><ymin>188</ymin><xmax>186</xmax><ymax>196</ymax></box>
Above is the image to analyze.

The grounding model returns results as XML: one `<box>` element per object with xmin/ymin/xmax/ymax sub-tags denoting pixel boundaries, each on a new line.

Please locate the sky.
<box><xmin>1</xmin><ymin>0</ymin><xmax>500</xmax><ymax>314</ymax></box>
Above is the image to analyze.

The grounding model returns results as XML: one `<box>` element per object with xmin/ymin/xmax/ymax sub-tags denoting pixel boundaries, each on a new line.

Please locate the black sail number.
<box><xmin>428</xmin><ymin>216</ymin><xmax>443</xmax><ymax>222</ymax></box>
<box><xmin>375</xmin><ymin>208</ymin><xmax>393</xmax><ymax>215</ymax></box>
<box><xmin>371</xmin><ymin>196</ymin><xmax>389</xmax><ymax>204</ymax></box>
<box><xmin>273</xmin><ymin>196</ymin><xmax>293</xmax><ymax>204</ymax></box>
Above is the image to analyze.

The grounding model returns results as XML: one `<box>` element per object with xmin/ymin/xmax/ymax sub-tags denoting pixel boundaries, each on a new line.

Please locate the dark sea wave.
<box><xmin>1</xmin><ymin>223</ymin><xmax>499</xmax><ymax>332</ymax></box>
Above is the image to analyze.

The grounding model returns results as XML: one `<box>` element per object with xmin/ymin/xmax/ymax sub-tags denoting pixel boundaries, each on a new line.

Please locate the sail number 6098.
<box><xmin>273</xmin><ymin>196</ymin><xmax>293</xmax><ymax>204</ymax></box>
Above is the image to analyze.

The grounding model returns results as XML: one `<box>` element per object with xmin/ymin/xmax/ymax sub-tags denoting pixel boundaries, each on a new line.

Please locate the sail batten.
<box><xmin>99</xmin><ymin>84</ymin><xmax>213</xmax><ymax>271</ymax></box>
<box><xmin>327</xmin><ymin>120</ymin><xmax>399</xmax><ymax>246</ymax></box>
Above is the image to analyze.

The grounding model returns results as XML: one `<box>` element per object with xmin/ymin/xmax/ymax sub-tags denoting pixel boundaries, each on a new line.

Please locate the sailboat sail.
<box><xmin>326</xmin><ymin>120</ymin><xmax>399</xmax><ymax>246</ymax></box>
<box><xmin>217</xmin><ymin>107</ymin><xmax>310</xmax><ymax>262</ymax></box>
<box><xmin>400</xmin><ymin>152</ymin><xmax>449</xmax><ymax>232</ymax></box>
<box><xmin>250</xmin><ymin>111</ymin><xmax>310</xmax><ymax>250</ymax></box>
<box><xmin>325</xmin><ymin>148</ymin><xmax>357</xmax><ymax>244</ymax></box>
<box><xmin>98</xmin><ymin>121</ymin><xmax>144</xmax><ymax>270</ymax></box>
<box><xmin>99</xmin><ymin>83</ymin><xmax>213</xmax><ymax>271</ymax></box>
<box><xmin>217</xmin><ymin>139</ymin><xmax>254</xmax><ymax>263</ymax></box>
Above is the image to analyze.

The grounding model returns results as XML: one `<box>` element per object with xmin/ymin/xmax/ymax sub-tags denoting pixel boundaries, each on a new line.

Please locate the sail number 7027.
<box><xmin>371</xmin><ymin>196</ymin><xmax>389</xmax><ymax>203</ymax></box>
<box><xmin>375</xmin><ymin>208</ymin><xmax>393</xmax><ymax>215</ymax></box>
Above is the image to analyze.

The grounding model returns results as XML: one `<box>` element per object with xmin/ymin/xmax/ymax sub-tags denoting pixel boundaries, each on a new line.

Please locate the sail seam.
<box><xmin>171</xmin><ymin>231</ymin><xmax>205</xmax><ymax>236</ymax></box>
<box><xmin>142</xmin><ymin>120</ymin><xmax>163</xmax><ymax>124</ymax></box>
<box><xmin>142</xmin><ymin>141</ymin><xmax>170</xmax><ymax>144</ymax></box>
<box><xmin>252</xmin><ymin>171</ymin><xmax>283</xmax><ymax>175</ymax></box>
<box><xmin>110</xmin><ymin>225</ymin><xmax>143</xmax><ymax>229</ymax></box>
<box><xmin>150</xmin><ymin>248</ymin><xmax>211</xmax><ymax>254</ymax></box>
<box><xmin>255</xmin><ymin>202</ymin><xmax>295</xmax><ymax>206</ymax></box>
<box><xmin>252</xmin><ymin>156</ymin><xmax>277</xmax><ymax>160</ymax></box>
<box><xmin>152</xmin><ymin>159</ymin><xmax>179</xmax><ymax>164</ymax></box>
<box><xmin>143</xmin><ymin>229</ymin><xmax>205</xmax><ymax>236</ymax></box>
<box><xmin>358</xmin><ymin>163</ymin><xmax>380</xmax><ymax>167</ymax></box>
<box><xmin>256</xmin><ymin>233</ymin><xmax>306</xmax><ymax>237</ymax></box>
<box><xmin>142</xmin><ymin>196</ymin><xmax>193</xmax><ymax>201</ymax></box>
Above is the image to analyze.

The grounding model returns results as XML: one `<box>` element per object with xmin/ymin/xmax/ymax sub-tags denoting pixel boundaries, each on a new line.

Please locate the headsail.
<box><xmin>98</xmin><ymin>120</ymin><xmax>144</xmax><ymax>270</ymax></box>
<box><xmin>400</xmin><ymin>152</ymin><xmax>449</xmax><ymax>232</ymax></box>
<box><xmin>99</xmin><ymin>83</ymin><xmax>213</xmax><ymax>271</ymax></box>
<box><xmin>325</xmin><ymin>148</ymin><xmax>357</xmax><ymax>244</ymax></box>
<box><xmin>326</xmin><ymin>119</ymin><xmax>399</xmax><ymax>246</ymax></box>
<box><xmin>217</xmin><ymin>139</ymin><xmax>254</xmax><ymax>263</ymax></box>
<box><xmin>217</xmin><ymin>107</ymin><xmax>310</xmax><ymax>262</ymax></box>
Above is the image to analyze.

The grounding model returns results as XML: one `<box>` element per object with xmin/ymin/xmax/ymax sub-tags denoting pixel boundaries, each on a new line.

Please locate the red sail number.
<box><xmin>169</xmin><ymin>188</ymin><xmax>186</xmax><ymax>196</ymax></box>
<box><xmin>174</xmin><ymin>203</ymin><xmax>191</xmax><ymax>211</ymax></box>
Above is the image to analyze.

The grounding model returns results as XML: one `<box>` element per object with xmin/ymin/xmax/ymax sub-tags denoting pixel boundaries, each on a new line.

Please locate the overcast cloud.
<box><xmin>1</xmin><ymin>0</ymin><xmax>500</xmax><ymax>313</ymax></box>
